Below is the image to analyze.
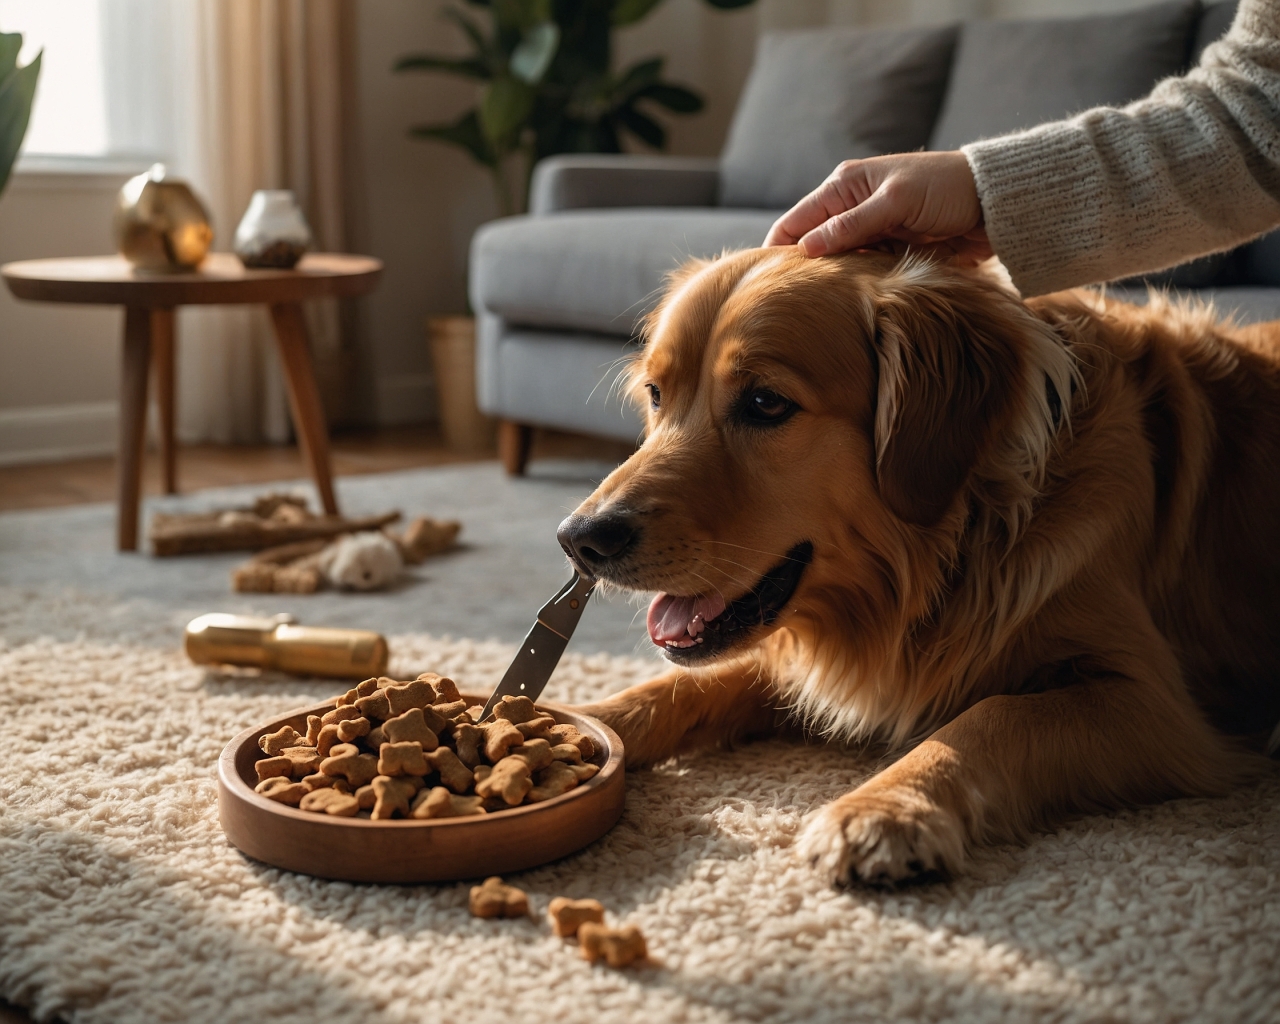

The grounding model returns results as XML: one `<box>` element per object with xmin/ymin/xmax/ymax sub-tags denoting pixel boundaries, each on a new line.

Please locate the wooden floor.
<box><xmin>0</xmin><ymin>424</ymin><xmax>635</xmax><ymax>513</ymax></box>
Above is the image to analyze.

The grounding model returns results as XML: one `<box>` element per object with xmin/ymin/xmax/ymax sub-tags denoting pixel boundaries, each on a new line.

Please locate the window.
<box><xmin>0</xmin><ymin>0</ymin><xmax>176</xmax><ymax>165</ymax></box>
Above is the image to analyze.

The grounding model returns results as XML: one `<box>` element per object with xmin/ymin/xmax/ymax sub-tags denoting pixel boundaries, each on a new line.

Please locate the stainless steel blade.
<box><xmin>481</xmin><ymin>573</ymin><xmax>595</xmax><ymax>718</ymax></box>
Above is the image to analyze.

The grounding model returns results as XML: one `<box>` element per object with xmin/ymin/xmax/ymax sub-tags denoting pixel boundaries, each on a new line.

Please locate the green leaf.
<box><xmin>409</xmin><ymin>108</ymin><xmax>497</xmax><ymax>168</ymax></box>
<box><xmin>443</xmin><ymin>5</ymin><xmax>494</xmax><ymax>61</ymax></box>
<box><xmin>637</xmin><ymin>82</ymin><xmax>702</xmax><ymax>113</ymax></box>
<box><xmin>394</xmin><ymin>53</ymin><xmax>491</xmax><ymax>79</ymax></box>
<box><xmin>611</xmin><ymin>0</ymin><xmax>665</xmax><ymax>26</ymax></box>
<box><xmin>701</xmin><ymin>0</ymin><xmax>756</xmax><ymax>8</ymax></box>
<box><xmin>610</xmin><ymin>57</ymin><xmax>663</xmax><ymax>100</ymax></box>
<box><xmin>615</xmin><ymin>105</ymin><xmax>666</xmax><ymax>148</ymax></box>
<box><xmin>0</xmin><ymin>33</ymin><xmax>21</xmax><ymax>80</ymax></box>
<box><xmin>0</xmin><ymin>48</ymin><xmax>40</xmax><ymax>196</ymax></box>
<box><xmin>479</xmin><ymin>75</ymin><xmax>535</xmax><ymax>148</ymax></box>
<box><xmin>509</xmin><ymin>21</ymin><xmax>559</xmax><ymax>83</ymax></box>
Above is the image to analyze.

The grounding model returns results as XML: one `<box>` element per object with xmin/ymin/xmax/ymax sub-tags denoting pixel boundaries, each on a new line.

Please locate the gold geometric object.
<box><xmin>113</xmin><ymin>163</ymin><xmax>213</xmax><ymax>272</ymax></box>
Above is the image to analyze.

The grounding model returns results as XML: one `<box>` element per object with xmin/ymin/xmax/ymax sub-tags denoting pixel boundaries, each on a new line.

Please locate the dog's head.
<box><xmin>559</xmin><ymin>247</ymin><xmax>1072</xmax><ymax>666</ymax></box>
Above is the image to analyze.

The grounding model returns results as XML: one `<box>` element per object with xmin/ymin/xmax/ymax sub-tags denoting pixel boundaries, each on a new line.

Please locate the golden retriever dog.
<box><xmin>556</xmin><ymin>247</ymin><xmax>1280</xmax><ymax>887</ymax></box>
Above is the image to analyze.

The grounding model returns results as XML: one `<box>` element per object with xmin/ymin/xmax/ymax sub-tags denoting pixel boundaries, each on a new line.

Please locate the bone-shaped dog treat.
<box><xmin>492</xmin><ymin>695</ymin><xmax>540</xmax><ymax>725</ymax></box>
<box><xmin>382</xmin><ymin>707</ymin><xmax>439</xmax><ymax>750</ymax></box>
<box><xmin>305</xmin><ymin>715</ymin><xmax>323</xmax><ymax>746</ymax></box>
<box><xmin>432</xmin><ymin>700</ymin><xmax>467</xmax><ymax>721</ymax></box>
<box><xmin>474</xmin><ymin>756</ymin><xmax>532</xmax><ymax>806</ymax></box>
<box><xmin>578</xmin><ymin>922</ymin><xmax>647</xmax><ymax>967</ymax></box>
<box><xmin>510</xmin><ymin>738</ymin><xmax>554</xmax><ymax>772</ymax></box>
<box><xmin>548</xmin><ymin>723</ymin><xmax>596</xmax><ymax>760</ymax></box>
<box><xmin>336</xmin><ymin>716</ymin><xmax>370</xmax><ymax>743</ymax></box>
<box><xmin>516</xmin><ymin>716</ymin><xmax>557</xmax><ymax>740</ymax></box>
<box><xmin>547</xmin><ymin>897</ymin><xmax>605</xmax><ymax>937</ymax></box>
<box><xmin>259</xmin><ymin>725</ymin><xmax>305</xmax><ymax>755</ymax></box>
<box><xmin>354</xmin><ymin>784</ymin><xmax>375</xmax><ymax>810</ymax></box>
<box><xmin>410</xmin><ymin>786</ymin><xmax>486</xmax><ymax>819</ymax></box>
<box><xmin>452</xmin><ymin>722</ymin><xmax>483</xmax><ymax>768</ymax></box>
<box><xmin>469</xmin><ymin>876</ymin><xmax>528</xmax><ymax>918</ymax></box>
<box><xmin>418</xmin><ymin>672</ymin><xmax>462</xmax><ymax>704</ymax></box>
<box><xmin>425</xmin><ymin>746</ymin><xmax>475</xmax><ymax>793</ymax></box>
<box><xmin>385</xmin><ymin>679</ymin><xmax>435</xmax><ymax>717</ymax></box>
<box><xmin>316</xmin><ymin>723</ymin><xmax>341</xmax><ymax>758</ymax></box>
<box><xmin>299</xmin><ymin>788</ymin><xmax>359</xmax><ymax>817</ymax></box>
<box><xmin>568</xmin><ymin>762</ymin><xmax>600</xmax><ymax>782</ymax></box>
<box><xmin>370</xmin><ymin>775</ymin><xmax>417</xmax><ymax>819</ymax></box>
<box><xmin>281</xmin><ymin>745</ymin><xmax>322</xmax><ymax>778</ymax></box>
<box><xmin>528</xmin><ymin>760</ymin><xmax>580</xmax><ymax>802</ymax></box>
<box><xmin>483</xmin><ymin>721</ymin><xmax>524</xmax><ymax>764</ymax></box>
<box><xmin>549</xmin><ymin>743</ymin><xmax>584</xmax><ymax>765</ymax></box>
<box><xmin>320</xmin><ymin>747</ymin><xmax>379</xmax><ymax>788</ymax></box>
<box><xmin>255</xmin><ymin>777</ymin><xmax>308</xmax><ymax>806</ymax></box>
<box><xmin>255</xmin><ymin>755</ymin><xmax>292</xmax><ymax>782</ymax></box>
<box><xmin>377</xmin><ymin>741</ymin><xmax>429</xmax><ymax>777</ymax></box>
<box><xmin>337</xmin><ymin>677</ymin><xmax>381</xmax><ymax>706</ymax></box>
<box><xmin>300</xmin><ymin>772</ymin><xmax>343</xmax><ymax>792</ymax></box>
<box><xmin>320</xmin><ymin>705</ymin><xmax>363</xmax><ymax>727</ymax></box>
<box><xmin>354</xmin><ymin>690</ymin><xmax>392</xmax><ymax>721</ymax></box>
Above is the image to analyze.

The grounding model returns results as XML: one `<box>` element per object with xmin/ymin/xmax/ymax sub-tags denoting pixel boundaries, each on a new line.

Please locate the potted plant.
<box><xmin>0</xmin><ymin>31</ymin><xmax>41</xmax><ymax>197</ymax></box>
<box><xmin>396</xmin><ymin>0</ymin><xmax>755</xmax><ymax>216</ymax></box>
<box><xmin>398</xmin><ymin>0</ymin><xmax>753</xmax><ymax>453</ymax></box>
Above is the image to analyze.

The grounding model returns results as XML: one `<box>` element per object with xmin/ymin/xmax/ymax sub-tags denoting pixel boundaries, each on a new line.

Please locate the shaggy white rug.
<box><xmin>1</xmin><ymin>633</ymin><xmax>1277</xmax><ymax>1024</ymax></box>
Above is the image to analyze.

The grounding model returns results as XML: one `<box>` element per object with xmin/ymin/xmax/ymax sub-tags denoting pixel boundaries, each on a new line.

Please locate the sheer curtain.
<box><xmin>170</xmin><ymin>0</ymin><xmax>359</xmax><ymax>444</ymax></box>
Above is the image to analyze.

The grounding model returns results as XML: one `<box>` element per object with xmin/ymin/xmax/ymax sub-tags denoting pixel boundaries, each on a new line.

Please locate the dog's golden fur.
<box><xmin>566</xmin><ymin>247</ymin><xmax>1280</xmax><ymax>885</ymax></box>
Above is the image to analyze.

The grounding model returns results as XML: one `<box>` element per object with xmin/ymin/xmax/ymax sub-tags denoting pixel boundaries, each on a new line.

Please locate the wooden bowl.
<box><xmin>217</xmin><ymin>694</ymin><xmax>624</xmax><ymax>883</ymax></box>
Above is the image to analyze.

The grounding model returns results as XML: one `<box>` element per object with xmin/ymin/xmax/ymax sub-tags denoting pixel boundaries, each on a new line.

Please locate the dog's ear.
<box><xmin>872</xmin><ymin>271</ymin><xmax>1024</xmax><ymax>527</ymax></box>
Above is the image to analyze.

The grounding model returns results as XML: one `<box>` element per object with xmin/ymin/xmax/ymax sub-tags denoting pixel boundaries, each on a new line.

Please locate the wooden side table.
<box><xmin>1</xmin><ymin>252</ymin><xmax>382</xmax><ymax>551</ymax></box>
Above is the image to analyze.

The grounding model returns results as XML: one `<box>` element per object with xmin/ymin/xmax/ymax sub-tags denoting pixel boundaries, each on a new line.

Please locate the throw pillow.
<box><xmin>719</xmin><ymin>24</ymin><xmax>958</xmax><ymax>210</ymax></box>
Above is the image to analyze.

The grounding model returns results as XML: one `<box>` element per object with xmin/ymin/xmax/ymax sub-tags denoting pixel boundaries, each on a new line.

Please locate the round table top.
<box><xmin>0</xmin><ymin>252</ymin><xmax>382</xmax><ymax>306</ymax></box>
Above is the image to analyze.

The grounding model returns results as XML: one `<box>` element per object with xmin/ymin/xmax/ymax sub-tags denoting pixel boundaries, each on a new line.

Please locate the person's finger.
<box><xmin>764</xmin><ymin>167</ymin><xmax>874</xmax><ymax>247</ymax></box>
<box><xmin>797</xmin><ymin>189</ymin><xmax>900</xmax><ymax>257</ymax></box>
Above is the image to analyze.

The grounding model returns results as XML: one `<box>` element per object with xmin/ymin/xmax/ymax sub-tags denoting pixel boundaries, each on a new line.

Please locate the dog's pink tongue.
<box><xmin>647</xmin><ymin>591</ymin><xmax>727</xmax><ymax>646</ymax></box>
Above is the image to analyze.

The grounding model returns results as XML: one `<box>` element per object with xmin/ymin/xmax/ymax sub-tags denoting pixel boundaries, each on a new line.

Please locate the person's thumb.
<box><xmin>798</xmin><ymin>190</ymin><xmax>899</xmax><ymax>257</ymax></box>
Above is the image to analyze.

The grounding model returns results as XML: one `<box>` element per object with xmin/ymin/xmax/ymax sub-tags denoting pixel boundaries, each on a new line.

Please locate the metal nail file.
<box><xmin>480</xmin><ymin>572</ymin><xmax>596</xmax><ymax>719</ymax></box>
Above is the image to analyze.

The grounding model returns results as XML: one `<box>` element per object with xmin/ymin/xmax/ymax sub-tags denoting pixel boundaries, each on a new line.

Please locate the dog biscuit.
<box><xmin>578</xmin><ymin>922</ymin><xmax>647</xmax><ymax>968</ymax></box>
<box><xmin>469</xmin><ymin>876</ymin><xmax>528</xmax><ymax>918</ymax></box>
<box><xmin>299</xmin><ymin>788</ymin><xmax>360</xmax><ymax>817</ymax></box>
<box><xmin>474</xmin><ymin>756</ymin><xmax>532</xmax><ymax>806</ymax></box>
<box><xmin>259</xmin><ymin>725</ymin><xmax>305</xmax><ymax>756</ymax></box>
<box><xmin>410</xmin><ymin>786</ymin><xmax>486</xmax><ymax>819</ymax></box>
<box><xmin>547</xmin><ymin>897</ymin><xmax>605</xmax><ymax>938</ymax></box>
<box><xmin>382</xmin><ymin>707</ymin><xmax>440</xmax><ymax>750</ymax></box>
<box><xmin>377</xmin><ymin>741</ymin><xmax>429</xmax><ymax>777</ymax></box>
<box><xmin>370</xmin><ymin>775</ymin><xmax>417</xmax><ymax>819</ymax></box>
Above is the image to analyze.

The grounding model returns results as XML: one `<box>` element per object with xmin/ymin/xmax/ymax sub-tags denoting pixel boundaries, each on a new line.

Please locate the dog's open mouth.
<box><xmin>646</xmin><ymin>541</ymin><xmax>813</xmax><ymax>663</ymax></box>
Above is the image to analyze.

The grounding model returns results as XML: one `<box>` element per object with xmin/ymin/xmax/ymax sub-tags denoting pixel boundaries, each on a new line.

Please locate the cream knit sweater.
<box><xmin>963</xmin><ymin>0</ymin><xmax>1280</xmax><ymax>297</ymax></box>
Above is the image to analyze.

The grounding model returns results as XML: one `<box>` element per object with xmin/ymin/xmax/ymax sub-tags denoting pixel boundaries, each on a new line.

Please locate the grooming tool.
<box><xmin>185</xmin><ymin>613</ymin><xmax>388</xmax><ymax>680</ymax></box>
<box><xmin>480</xmin><ymin>573</ymin><xmax>596</xmax><ymax>719</ymax></box>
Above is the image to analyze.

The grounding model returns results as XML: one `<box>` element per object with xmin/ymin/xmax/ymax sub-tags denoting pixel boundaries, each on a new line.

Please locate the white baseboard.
<box><xmin>375</xmin><ymin>373</ymin><xmax>437</xmax><ymax>426</ymax></box>
<box><xmin>0</xmin><ymin>402</ymin><xmax>119</xmax><ymax>466</ymax></box>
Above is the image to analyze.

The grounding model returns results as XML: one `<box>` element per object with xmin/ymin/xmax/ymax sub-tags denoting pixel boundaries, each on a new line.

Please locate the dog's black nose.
<box><xmin>557</xmin><ymin>513</ymin><xmax>637</xmax><ymax>575</ymax></box>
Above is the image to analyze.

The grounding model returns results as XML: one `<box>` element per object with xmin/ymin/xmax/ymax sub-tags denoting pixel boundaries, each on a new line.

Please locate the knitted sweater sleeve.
<box><xmin>962</xmin><ymin>0</ymin><xmax>1280</xmax><ymax>297</ymax></box>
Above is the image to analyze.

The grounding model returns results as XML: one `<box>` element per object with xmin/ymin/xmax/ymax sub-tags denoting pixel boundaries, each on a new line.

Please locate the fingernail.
<box><xmin>800</xmin><ymin>235</ymin><xmax>826</xmax><ymax>258</ymax></box>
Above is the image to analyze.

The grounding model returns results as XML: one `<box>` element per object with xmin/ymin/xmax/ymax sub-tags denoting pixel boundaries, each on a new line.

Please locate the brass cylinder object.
<box><xmin>114</xmin><ymin>163</ymin><xmax>213</xmax><ymax>272</ymax></box>
<box><xmin>184</xmin><ymin>613</ymin><xmax>389</xmax><ymax>680</ymax></box>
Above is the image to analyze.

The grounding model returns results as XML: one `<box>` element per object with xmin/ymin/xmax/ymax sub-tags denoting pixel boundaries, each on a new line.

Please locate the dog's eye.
<box><xmin>646</xmin><ymin>383</ymin><xmax>661</xmax><ymax>410</ymax></box>
<box><xmin>742</xmin><ymin>388</ymin><xmax>796</xmax><ymax>424</ymax></box>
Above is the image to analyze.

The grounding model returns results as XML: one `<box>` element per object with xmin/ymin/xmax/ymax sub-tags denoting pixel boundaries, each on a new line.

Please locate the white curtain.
<box><xmin>167</xmin><ymin>0</ymin><xmax>357</xmax><ymax>444</ymax></box>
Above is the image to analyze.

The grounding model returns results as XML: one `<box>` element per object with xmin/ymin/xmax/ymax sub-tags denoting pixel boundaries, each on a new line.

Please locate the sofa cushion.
<box><xmin>470</xmin><ymin>209</ymin><xmax>780</xmax><ymax>336</ymax></box>
<box><xmin>719</xmin><ymin>24</ymin><xmax>958</xmax><ymax>209</ymax></box>
<box><xmin>929</xmin><ymin>0</ymin><xmax>1199</xmax><ymax>151</ymax></box>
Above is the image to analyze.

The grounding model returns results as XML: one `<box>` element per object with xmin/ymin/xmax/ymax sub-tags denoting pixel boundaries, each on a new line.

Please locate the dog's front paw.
<box><xmin>795</xmin><ymin>788</ymin><xmax>966</xmax><ymax>887</ymax></box>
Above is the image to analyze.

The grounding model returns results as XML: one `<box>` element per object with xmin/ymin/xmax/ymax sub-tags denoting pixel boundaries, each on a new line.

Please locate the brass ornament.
<box><xmin>114</xmin><ymin>163</ymin><xmax>213</xmax><ymax>272</ymax></box>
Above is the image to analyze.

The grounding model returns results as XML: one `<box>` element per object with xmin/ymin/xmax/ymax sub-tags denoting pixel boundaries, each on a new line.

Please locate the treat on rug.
<box><xmin>469</xmin><ymin>877</ymin><xmax>529</xmax><ymax>919</ymax></box>
<box><xmin>231</xmin><ymin>515</ymin><xmax>462</xmax><ymax>593</ymax></box>
<box><xmin>578</xmin><ymin>922</ymin><xmax>647</xmax><ymax>968</ymax></box>
<box><xmin>547</xmin><ymin>897</ymin><xmax>605</xmax><ymax>938</ymax></box>
<box><xmin>150</xmin><ymin>492</ymin><xmax>401</xmax><ymax>556</ymax></box>
<box><xmin>249</xmin><ymin>676</ymin><xmax>599</xmax><ymax>820</ymax></box>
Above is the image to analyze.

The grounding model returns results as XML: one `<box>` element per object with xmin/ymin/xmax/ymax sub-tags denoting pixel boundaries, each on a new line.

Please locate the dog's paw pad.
<box><xmin>795</xmin><ymin>793</ymin><xmax>963</xmax><ymax>888</ymax></box>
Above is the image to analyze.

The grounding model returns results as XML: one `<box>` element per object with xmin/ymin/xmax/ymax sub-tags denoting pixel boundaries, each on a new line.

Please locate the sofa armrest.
<box><xmin>528</xmin><ymin>155</ymin><xmax>720</xmax><ymax>215</ymax></box>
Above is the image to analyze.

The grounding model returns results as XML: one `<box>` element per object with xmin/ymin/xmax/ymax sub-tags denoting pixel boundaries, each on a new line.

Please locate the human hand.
<box><xmin>764</xmin><ymin>151</ymin><xmax>992</xmax><ymax>262</ymax></box>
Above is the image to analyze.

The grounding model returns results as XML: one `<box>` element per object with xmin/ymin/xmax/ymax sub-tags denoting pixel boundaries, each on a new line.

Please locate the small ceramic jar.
<box><xmin>234</xmin><ymin>190</ymin><xmax>313</xmax><ymax>269</ymax></box>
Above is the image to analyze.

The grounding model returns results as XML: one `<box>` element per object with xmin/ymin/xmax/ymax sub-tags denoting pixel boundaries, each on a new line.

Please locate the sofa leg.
<box><xmin>498</xmin><ymin>420</ymin><xmax>533</xmax><ymax>476</ymax></box>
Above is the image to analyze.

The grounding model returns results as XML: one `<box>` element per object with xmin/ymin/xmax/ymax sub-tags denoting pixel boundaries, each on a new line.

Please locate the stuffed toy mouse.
<box><xmin>232</xmin><ymin>516</ymin><xmax>461</xmax><ymax>593</ymax></box>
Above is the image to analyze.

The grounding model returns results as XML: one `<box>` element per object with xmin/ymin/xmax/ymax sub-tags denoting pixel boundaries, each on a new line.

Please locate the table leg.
<box><xmin>151</xmin><ymin>308</ymin><xmax>177</xmax><ymax>495</ymax></box>
<box><xmin>118</xmin><ymin>306</ymin><xmax>153</xmax><ymax>551</ymax></box>
<box><xmin>268</xmin><ymin>302</ymin><xmax>339</xmax><ymax>515</ymax></box>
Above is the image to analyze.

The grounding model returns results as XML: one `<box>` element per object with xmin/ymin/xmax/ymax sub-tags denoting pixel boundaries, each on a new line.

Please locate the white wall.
<box><xmin>0</xmin><ymin>0</ymin><xmax>1194</xmax><ymax>459</ymax></box>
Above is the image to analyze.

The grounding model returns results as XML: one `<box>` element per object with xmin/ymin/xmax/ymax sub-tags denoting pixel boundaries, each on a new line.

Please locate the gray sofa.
<box><xmin>471</xmin><ymin>0</ymin><xmax>1280</xmax><ymax>474</ymax></box>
